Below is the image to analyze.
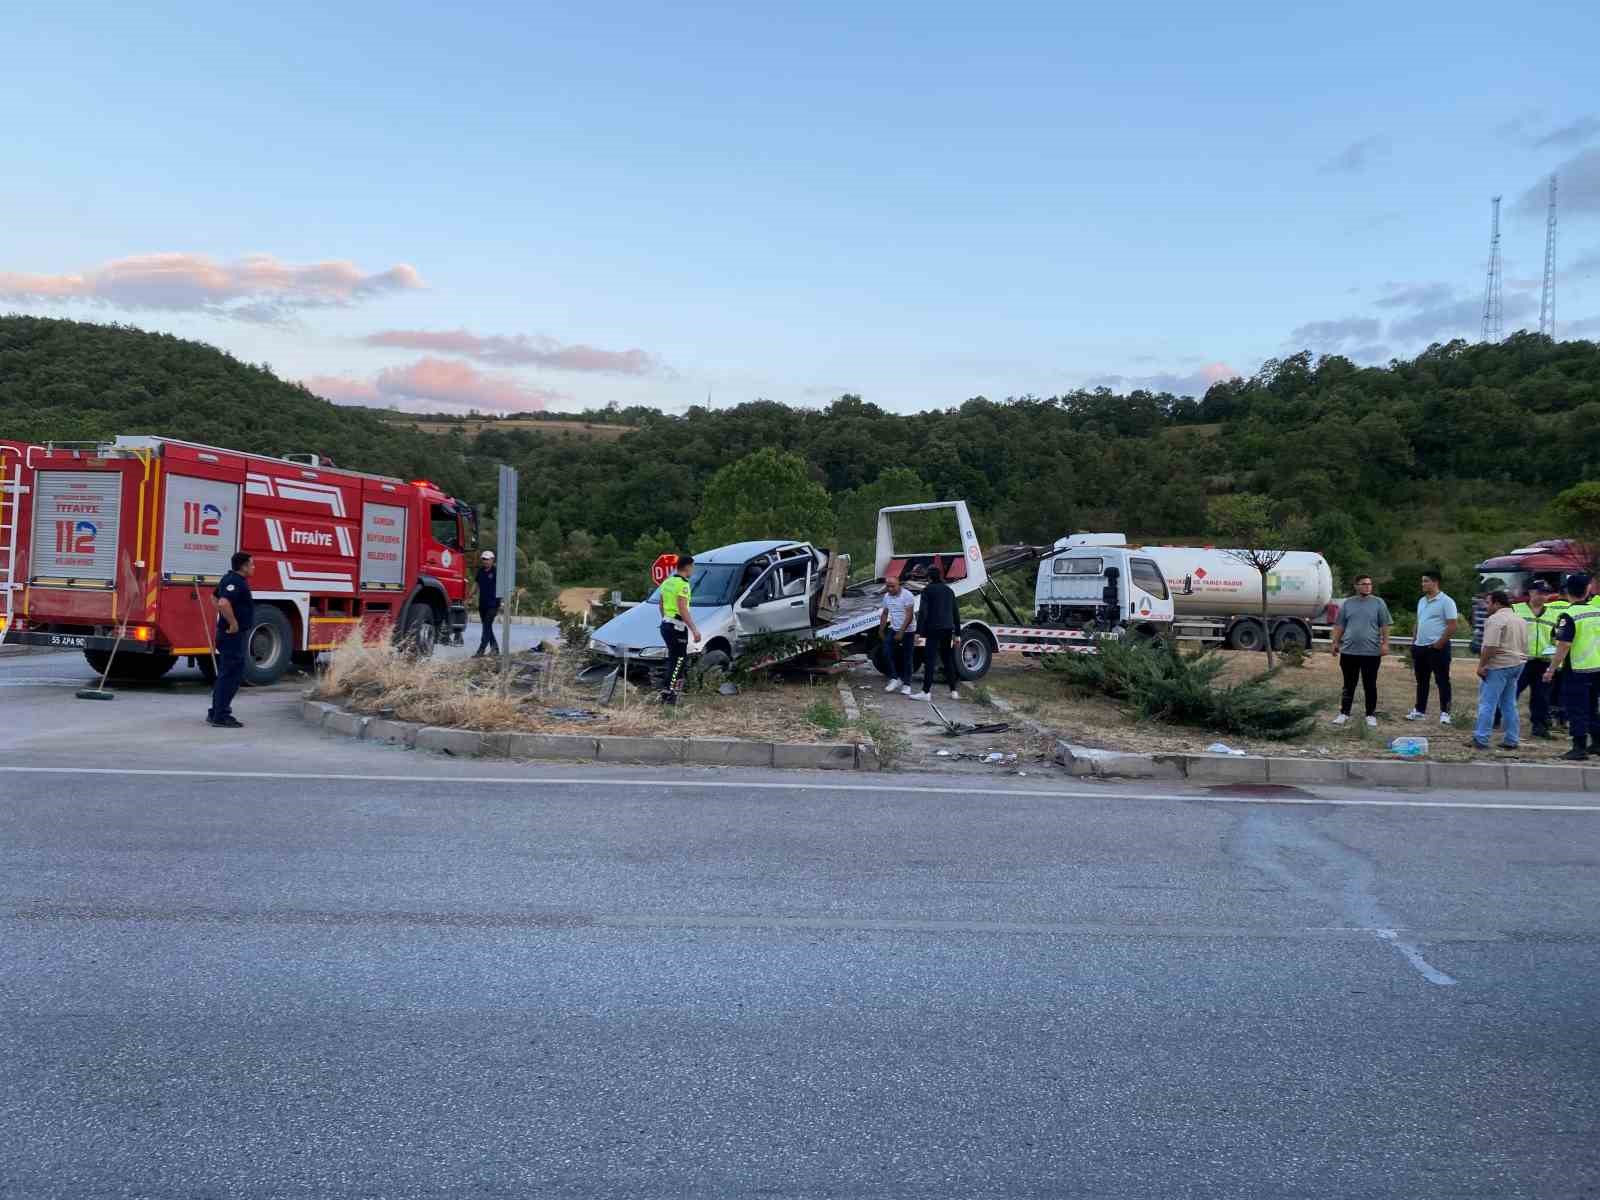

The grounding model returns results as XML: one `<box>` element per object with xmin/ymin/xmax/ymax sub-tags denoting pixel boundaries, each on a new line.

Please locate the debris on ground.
<box><xmin>1204</xmin><ymin>742</ymin><xmax>1247</xmax><ymax>756</ymax></box>
<box><xmin>929</xmin><ymin>703</ymin><xmax>1011</xmax><ymax>737</ymax></box>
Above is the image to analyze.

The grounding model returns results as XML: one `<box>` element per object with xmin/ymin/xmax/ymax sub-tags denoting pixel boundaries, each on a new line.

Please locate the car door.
<box><xmin>734</xmin><ymin>553</ymin><xmax>815</xmax><ymax>637</ymax></box>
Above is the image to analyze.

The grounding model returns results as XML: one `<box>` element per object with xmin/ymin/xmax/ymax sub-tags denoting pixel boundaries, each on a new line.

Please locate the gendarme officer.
<box><xmin>208</xmin><ymin>551</ymin><xmax>255</xmax><ymax>729</ymax></box>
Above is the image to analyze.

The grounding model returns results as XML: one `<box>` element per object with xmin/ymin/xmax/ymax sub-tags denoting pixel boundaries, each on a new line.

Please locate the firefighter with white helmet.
<box><xmin>473</xmin><ymin>550</ymin><xmax>501</xmax><ymax>657</ymax></box>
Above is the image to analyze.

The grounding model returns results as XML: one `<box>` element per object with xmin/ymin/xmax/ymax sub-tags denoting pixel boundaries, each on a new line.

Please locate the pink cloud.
<box><xmin>362</xmin><ymin>328</ymin><xmax>659</xmax><ymax>375</ymax></box>
<box><xmin>303</xmin><ymin>357</ymin><xmax>567</xmax><ymax>413</ymax></box>
<box><xmin>1198</xmin><ymin>361</ymin><xmax>1239</xmax><ymax>384</ymax></box>
<box><xmin>0</xmin><ymin>253</ymin><xmax>423</xmax><ymax>320</ymax></box>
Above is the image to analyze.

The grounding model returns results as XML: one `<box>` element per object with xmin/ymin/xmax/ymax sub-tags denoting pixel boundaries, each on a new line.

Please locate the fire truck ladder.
<box><xmin>0</xmin><ymin>445</ymin><xmax>24</xmax><ymax>644</ymax></box>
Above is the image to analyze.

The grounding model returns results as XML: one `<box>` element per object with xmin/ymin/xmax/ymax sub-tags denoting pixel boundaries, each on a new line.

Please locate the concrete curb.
<box><xmin>302</xmin><ymin>696</ymin><xmax>875</xmax><ymax>770</ymax></box>
<box><xmin>834</xmin><ymin>680</ymin><xmax>882</xmax><ymax>772</ymax></box>
<box><xmin>1053</xmin><ymin>739</ymin><xmax>1599</xmax><ymax>792</ymax></box>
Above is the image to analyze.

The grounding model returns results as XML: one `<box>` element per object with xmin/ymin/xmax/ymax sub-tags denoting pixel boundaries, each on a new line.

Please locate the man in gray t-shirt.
<box><xmin>1330</xmin><ymin>575</ymin><xmax>1392</xmax><ymax>725</ymax></box>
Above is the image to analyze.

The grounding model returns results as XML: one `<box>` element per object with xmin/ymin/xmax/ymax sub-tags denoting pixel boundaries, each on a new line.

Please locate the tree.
<box><xmin>1209</xmin><ymin>493</ymin><xmax>1311</xmax><ymax>671</ymax></box>
<box><xmin>1549</xmin><ymin>482</ymin><xmax>1600</xmax><ymax>572</ymax></box>
<box><xmin>691</xmin><ymin>447</ymin><xmax>834</xmax><ymax>549</ymax></box>
<box><xmin>536</xmin><ymin>516</ymin><xmax>564</xmax><ymax>559</ymax></box>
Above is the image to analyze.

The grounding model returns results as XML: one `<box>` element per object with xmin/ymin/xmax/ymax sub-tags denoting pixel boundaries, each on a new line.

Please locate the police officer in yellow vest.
<box><xmin>1512</xmin><ymin>580</ymin><xmax>1560</xmax><ymax>738</ymax></box>
<box><xmin>1542</xmin><ymin>574</ymin><xmax>1600</xmax><ymax>761</ymax></box>
<box><xmin>1540</xmin><ymin>583</ymin><xmax>1575</xmax><ymax>729</ymax></box>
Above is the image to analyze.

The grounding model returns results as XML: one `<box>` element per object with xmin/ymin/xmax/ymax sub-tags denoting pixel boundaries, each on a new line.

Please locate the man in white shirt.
<box><xmin>878</xmin><ymin>575</ymin><xmax>917</xmax><ymax>695</ymax></box>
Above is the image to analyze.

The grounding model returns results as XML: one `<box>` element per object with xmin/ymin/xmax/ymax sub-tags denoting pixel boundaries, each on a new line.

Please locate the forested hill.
<box><xmin>0</xmin><ymin>315</ymin><xmax>457</xmax><ymax>492</ymax></box>
<box><xmin>3</xmin><ymin>314</ymin><xmax>1598</xmax><ymax>599</ymax></box>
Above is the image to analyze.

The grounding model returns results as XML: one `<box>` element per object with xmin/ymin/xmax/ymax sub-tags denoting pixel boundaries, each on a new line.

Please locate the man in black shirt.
<box><xmin>208</xmin><ymin>551</ymin><xmax>256</xmax><ymax>728</ymax></box>
<box><xmin>912</xmin><ymin>566</ymin><xmax>962</xmax><ymax>701</ymax></box>
<box><xmin>473</xmin><ymin>551</ymin><xmax>501</xmax><ymax>657</ymax></box>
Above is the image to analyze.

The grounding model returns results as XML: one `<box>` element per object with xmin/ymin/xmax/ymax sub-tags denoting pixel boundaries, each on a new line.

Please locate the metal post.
<box><xmin>496</xmin><ymin>465</ymin><xmax>519</xmax><ymax>690</ymax></box>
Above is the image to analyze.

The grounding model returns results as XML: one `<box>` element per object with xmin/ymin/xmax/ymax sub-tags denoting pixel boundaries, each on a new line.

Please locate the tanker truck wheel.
<box><xmin>1226</xmin><ymin>618</ymin><xmax>1268</xmax><ymax>652</ymax></box>
<box><xmin>1271</xmin><ymin>621</ymin><xmax>1311</xmax><ymax>653</ymax></box>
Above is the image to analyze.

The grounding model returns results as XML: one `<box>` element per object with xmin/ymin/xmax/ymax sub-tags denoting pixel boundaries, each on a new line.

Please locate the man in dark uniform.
<box><xmin>1543</xmin><ymin>573</ymin><xmax>1600</xmax><ymax>761</ymax></box>
<box><xmin>473</xmin><ymin>550</ymin><xmax>501</xmax><ymax>657</ymax></box>
<box><xmin>208</xmin><ymin>551</ymin><xmax>255</xmax><ymax>729</ymax></box>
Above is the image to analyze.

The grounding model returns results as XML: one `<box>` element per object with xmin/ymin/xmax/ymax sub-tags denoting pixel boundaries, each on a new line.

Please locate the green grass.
<box><xmin>856</xmin><ymin>712</ymin><xmax>908</xmax><ymax>767</ymax></box>
<box><xmin>804</xmin><ymin>699</ymin><xmax>845</xmax><ymax>734</ymax></box>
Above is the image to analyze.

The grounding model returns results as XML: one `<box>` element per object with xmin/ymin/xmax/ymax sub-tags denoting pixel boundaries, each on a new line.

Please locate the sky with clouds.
<box><xmin>2</xmin><ymin>0</ymin><xmax>1597</xmax><ymax>414</ymax></box>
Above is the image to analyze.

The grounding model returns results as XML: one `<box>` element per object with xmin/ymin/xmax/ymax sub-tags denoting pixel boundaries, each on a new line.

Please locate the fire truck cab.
<box><xmin>0</xmin><ymin>436</ymin><xmax>475</xmax><ymax>684</ymax></box>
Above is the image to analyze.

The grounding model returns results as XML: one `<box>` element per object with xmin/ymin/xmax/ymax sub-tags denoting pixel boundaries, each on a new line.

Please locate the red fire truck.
<box><xmin>0</xmin><ymin>436</ymin><xmax>476</xmax><ymax>683</ymax></box>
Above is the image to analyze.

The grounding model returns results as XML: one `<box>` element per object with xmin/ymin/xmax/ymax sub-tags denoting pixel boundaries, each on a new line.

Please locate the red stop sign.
<box><xmin>651</xmin><ymin>553</ymin><xmax>679</xmax><ymax>586</ymax></box>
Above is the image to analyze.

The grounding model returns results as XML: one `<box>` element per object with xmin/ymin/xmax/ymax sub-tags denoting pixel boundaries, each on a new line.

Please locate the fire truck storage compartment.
<box><xmin>30</xmin><ymin>471</ymin><xmax>122</xmax><ymax>586</ymax></box>
<box><xmin>362</xmin><ymin>502</ymin><xmax>408</xmax><ymax>590</ymax></box>
<box><xmin>161</xmin><ymin>475</ymin><xmax>242</xmax><ymax>581</ymax></box>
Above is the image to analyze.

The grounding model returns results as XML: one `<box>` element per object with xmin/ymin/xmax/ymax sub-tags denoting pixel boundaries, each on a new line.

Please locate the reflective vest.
<box><xmin>1512</xmin><ymin>602</ymin><xmax>1558</xmax><ymax>660</ymax></box>
<box><xmin>1568</xmin><ymin>599</ymin><xmax>1600</xmax><ymax>673</ymax></box>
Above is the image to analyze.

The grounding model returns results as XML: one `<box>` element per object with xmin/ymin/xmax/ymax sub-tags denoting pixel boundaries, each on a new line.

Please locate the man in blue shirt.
<box><xmin>208</xmin><ymin>551</ymin><xmax>255</xmax><ymax>729</ymax></box>
<box><xmin>1406</xmin><ymin>570</ymin><xmax>1459</xmax><ymax>725</ymax></box>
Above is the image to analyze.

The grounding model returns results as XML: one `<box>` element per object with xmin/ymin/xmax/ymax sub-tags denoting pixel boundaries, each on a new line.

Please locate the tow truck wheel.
<box><xmin>400</xmin><ymin>603</ymin><xmax>440</xmax><ymax>658</ymax></box>
<box><xmin>242</xmin><ymin>607</ymin><xmax>295</xmax><ymax>685</ymax></box>
<box><xmin>955</xmin><ymin>628</ymin><xmax>995</xmax><ymax>681</ymax></box>
<box><xmin>83</xmin><ymin>650</ymin><xmax>178</xmax><ymax>682</ymax></box>
<box><xmin>870</xmin><ymin>640</ymin><xmax>893</xmax><ymax>677</ymax></box>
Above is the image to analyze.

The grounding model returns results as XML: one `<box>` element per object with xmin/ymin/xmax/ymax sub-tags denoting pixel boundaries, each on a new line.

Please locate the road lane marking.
<box><xmin>2</xmin><ymin>765</ymin><xmax>1597</xmax><ymax>811</ymax></box>
<box><xmin>1373</xmin><ymin>927</ymin><xmax>1458</xmax><ymax>986</ymax></box>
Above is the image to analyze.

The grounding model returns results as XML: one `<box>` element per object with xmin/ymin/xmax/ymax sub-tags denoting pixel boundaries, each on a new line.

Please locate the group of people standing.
<box><xmin>1331</xmin><ymin>570</ymin><xmax>1600</xmax><ymax>761</ymax></box>
<box><xmin>877</xmin><ymin>568</ymin><xmax>963</xmax><ymax>701</ymax></box>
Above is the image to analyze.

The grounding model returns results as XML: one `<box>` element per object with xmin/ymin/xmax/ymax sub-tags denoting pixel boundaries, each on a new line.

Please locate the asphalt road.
<box><xmin>2</xmin><ymin>654</ymin><xmax>1597</xmax><ymax>1197</ymax></box>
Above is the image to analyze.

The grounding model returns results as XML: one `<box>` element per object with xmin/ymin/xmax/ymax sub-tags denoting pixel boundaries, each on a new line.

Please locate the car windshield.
<box><xmin>1476</xmin><ymin>569</ymin><xmax>1530</xmax><ymax>595</ymax></box>
<box><xmin>646</xmin><ymin>562</ymin><xmax>744</xmax><ymax>608</ymax></box>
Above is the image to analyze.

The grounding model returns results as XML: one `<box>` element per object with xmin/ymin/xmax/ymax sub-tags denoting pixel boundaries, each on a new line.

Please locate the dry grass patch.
<box><xmin>988</xmin><ymin>647</ymin><xmax>1579</xmax><ymax>764</ymax></box>
<box><xmin>315</xmin><ymin>639</ymin><xmax>856</xmax><ymax>743</ymax></box>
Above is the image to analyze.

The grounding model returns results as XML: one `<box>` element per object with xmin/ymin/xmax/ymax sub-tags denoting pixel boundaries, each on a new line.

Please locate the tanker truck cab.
<box><xmin>1033</xmin><ymin>539</ymin><xmax>1174</xmax><ymax>636</ymax></box>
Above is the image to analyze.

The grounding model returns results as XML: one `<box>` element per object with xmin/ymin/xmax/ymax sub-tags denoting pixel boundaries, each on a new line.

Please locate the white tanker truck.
<box><xmin>1035</xmin><ymin>534</ymin><xmax>1334</xmax><ymax>652</ymax></box>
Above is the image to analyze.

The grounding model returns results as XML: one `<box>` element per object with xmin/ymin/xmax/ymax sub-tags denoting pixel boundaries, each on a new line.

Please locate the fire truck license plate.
<box><xmin>47</xmin><ymin>635</ymin><xmax>87</xmax><ymax>648</ymax></box>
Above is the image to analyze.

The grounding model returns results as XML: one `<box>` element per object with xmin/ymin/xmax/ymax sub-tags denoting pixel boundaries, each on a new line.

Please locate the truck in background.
<box><xmin>1035</xmin><ymin>535</ymin><xmax>1334</xmax><ymax>652</ymax></box>
<box><xmin>1470</xmin><ymin>538</ymin><xmax>1594</xmax><ymax>649</ymax></box>
<box><xmin>0</xmin><ymin>436</ymin><xmax>476</xmax><ymax>683</ymax></box>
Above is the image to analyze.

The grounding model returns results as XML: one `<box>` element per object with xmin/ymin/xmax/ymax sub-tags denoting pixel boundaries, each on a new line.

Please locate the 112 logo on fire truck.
<box><xmin>54</xmin><ymin>520</ymin><xmax>97</xmax><ymax>555</ymax></box>
<box><xmin>182</xmin><ymin>502</ymin><xmax>222</xmax><ymax>537</ymax></box>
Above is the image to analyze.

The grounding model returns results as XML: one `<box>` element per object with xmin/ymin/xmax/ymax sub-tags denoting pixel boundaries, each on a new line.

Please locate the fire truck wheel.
<box><xmin>401</xmin><ymin>603</ymin><xmax>441</xmax><ymax>658</ymax></box>
<box><xmin>83</xmin><ymin>650</ymin><xmax>178</xmax><ymax>681</ymax></box>
<box><xmin>242</xmin><ymin>607</ymin><xmax>295</xmax><ymax>685</ymax></box>
<box><xmin>194</xmin><ymin>655</ymin><xmax>218</xmax><ymax>684</ymax></box>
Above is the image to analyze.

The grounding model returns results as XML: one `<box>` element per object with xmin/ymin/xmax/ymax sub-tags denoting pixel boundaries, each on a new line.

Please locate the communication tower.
<box><xmin>1480</xmin><ymin>196</ymin><xmax>1503</xmax><ymax>343</ymax></box>
<box><xmin>1539</xmin><ymin>175</ymin><xmax>1558</xmax><ymax>339</ymax></box>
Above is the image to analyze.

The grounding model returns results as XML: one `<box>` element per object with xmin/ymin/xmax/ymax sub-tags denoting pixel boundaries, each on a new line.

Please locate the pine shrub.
<box><xmin>1043</xmin><ymin>639</ymin><xmax>1318</xmax><ymax>741</ymax></box>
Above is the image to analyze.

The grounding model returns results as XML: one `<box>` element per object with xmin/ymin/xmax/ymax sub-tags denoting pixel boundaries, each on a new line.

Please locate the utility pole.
<box><xmin>1539</xmin><ymin>175</ymin><xmax>1558</xmax><ymax>339</ymax></box>
<box><xmin>1480</xmin><ymin>195</ymin><xmax>1504</xmax><ymax>343</ymax></box>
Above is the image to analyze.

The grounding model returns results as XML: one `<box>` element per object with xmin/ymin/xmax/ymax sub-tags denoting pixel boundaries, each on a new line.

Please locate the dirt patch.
<box><xmin>314</xmin><ymin>639</ymin><xmax>869</xmax><ymax>745</ymax></box>
<box><xmin>841</xmin><ymin>661</ymin><xmax>1056</xmax><ymax>776</ymax></box>
<box><xmin>984</xmin><ymin>649</ymin><xmax>1576</xmax><ymax>764</ymax></box>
